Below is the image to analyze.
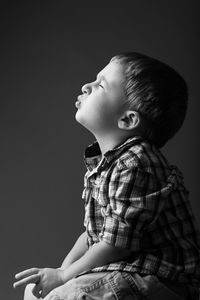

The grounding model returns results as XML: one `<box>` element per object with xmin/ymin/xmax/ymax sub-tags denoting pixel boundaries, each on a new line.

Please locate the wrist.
<box><xmin>57</xmin><ymin>268</ymin><xmax>65</xmax><ymax>285</ymax></box>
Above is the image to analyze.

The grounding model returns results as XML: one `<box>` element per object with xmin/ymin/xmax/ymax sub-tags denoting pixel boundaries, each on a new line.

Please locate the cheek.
<box><xmin>75</xmin><ymin>93</ymin><xmax>122</xmax><ymax>128</ymax></box>
<box><xmin>83</xmin><ymin>96</ymin><xmax>110</xmax><ymax>115</ymax></box>
<box><xmin>94</xmin><ymin>102</ymin><xmax>116</xmax><ymax>122</ymax></box>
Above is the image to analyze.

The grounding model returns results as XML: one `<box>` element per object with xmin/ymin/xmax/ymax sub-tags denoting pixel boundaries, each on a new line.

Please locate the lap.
<box><xmin>24</xmin><ymin>271</ymin><xmax>199</xmax><ymax>300</ymax></box>
<box><xmin>46</xmin><ymin>271</ymin><xmax>138</xmax><ymax>299</ymax></box>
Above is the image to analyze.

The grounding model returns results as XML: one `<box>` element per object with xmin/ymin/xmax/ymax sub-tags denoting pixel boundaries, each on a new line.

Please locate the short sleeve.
<box><xmin>99</xmin><ymin>161</ymin><xmax>171</xmax><ymax>251</ymax></box>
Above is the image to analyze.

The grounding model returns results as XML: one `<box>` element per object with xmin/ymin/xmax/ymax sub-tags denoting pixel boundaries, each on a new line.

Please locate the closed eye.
<box><xmin>96</xmin><ymin>76</ymin><xmax>104</xmax><ymax>89</ymax></box>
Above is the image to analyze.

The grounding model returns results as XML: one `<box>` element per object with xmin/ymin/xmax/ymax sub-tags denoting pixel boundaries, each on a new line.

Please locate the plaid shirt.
<box><xmin>82</xmin><ymin>136</ymin><xmax>200</xmax><ymax>285</ymax></box>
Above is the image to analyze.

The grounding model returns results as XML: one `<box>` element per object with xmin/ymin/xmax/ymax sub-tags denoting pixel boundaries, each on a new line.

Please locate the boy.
<box><xmin>14</xmin><ymin>52</ymin><xmax>200</xmax><ymax>299</ymax></box>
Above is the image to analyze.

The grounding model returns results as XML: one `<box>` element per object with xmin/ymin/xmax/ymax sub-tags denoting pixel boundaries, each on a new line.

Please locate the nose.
<box><xmin>81</xmin><ymin>82</ymin><xmax>93</xmax><ymax>94</ymax></box>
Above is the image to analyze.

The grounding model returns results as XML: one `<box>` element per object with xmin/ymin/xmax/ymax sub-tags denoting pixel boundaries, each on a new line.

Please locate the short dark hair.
<box><xmin>111</xmin><ymin>52</ymin><xmax>188</xmax><ymax>148</ymax></box>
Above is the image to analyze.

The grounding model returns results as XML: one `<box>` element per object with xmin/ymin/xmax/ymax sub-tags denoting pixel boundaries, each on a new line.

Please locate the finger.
<box><xmin>13</xmin><ymin>274</ymin><xmax>40</xmax><ymax>288</ymax></box>
<box><xmin>15</xmin><ymin>268</ymin><xmax>39</xmax><ymax>280</ymax></box>
<box><xmin>32</xmin><ymin>283</ymin><xmax>43</xmax><ymax>299</ymax></box>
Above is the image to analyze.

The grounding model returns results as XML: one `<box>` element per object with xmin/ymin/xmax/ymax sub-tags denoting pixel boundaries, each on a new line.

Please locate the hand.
<box><xmin>13</xmin><ymin>267</ymin><xmax>64</xmax><ymax>298</ymax></box>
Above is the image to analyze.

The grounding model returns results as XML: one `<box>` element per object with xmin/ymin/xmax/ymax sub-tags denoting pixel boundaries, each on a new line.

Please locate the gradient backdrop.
<box><xmin>1</xmin><ymin>1</ymin><xmax>199</xmax><ymax>299</ymax></box>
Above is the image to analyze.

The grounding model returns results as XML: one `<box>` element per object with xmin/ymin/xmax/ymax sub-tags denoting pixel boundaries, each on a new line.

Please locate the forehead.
<box><xmin>98</xmin><ymin>61</ymin><xmax>125</xmax><ymax>87</ymax></box>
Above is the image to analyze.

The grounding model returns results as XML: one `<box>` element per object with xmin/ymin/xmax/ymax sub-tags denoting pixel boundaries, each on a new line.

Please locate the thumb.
<box><xmin>41</xmin><ymin>287</ymin><xmax>50</xmax><ymax>299</ymax></box>
<box><xmin>32</xmin><ymin>283</ymin><xmax>42</xmax><ymax>299</ymax></box>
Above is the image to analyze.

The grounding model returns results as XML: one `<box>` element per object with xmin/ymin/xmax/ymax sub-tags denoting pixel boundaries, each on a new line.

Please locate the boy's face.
<box><xmin>75</xmin><ymin>61</ymin><xmax>126</xmax><ymax>135</ymax></box>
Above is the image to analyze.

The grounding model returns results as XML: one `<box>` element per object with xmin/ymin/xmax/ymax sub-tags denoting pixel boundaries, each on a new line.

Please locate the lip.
<box><xmin>75</xmin><ymin>100</ymin><xmax>81</xmax><ymax>108</ymax></box>
<box><xmin>75</xmin><ymin>95</ymin><xmax>85</xmax><ymax>108</ymax></box>
<box><xmin>77</xmin><ymin>94</ymin><xmax>84</xmax><ymax>101</ymax></box>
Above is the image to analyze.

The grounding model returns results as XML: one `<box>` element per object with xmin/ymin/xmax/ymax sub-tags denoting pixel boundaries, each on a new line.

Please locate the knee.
<box><xmin>24</xmin><ymin>284</ymin><xmax>37</xmax><ymax>300</ymax></box>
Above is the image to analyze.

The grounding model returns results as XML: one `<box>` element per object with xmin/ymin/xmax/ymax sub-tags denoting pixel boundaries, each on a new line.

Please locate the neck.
<box><xmin>93</xmin><ymin>132</ymin><xmax>131</xmax><ymax>156</ymax></box>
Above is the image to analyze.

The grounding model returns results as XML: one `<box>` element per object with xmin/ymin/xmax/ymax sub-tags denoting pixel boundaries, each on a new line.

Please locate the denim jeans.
<box><xmin>41</xmin><ymin>271</ymin><xmax>199</xmax><ymax>300</ymax></box>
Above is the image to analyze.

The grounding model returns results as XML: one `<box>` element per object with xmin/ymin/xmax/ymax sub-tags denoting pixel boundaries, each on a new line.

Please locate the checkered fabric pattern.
<box><xmin>82</xmin><ymin>136</ymin><xmax>200</xmax><ymax>285</ymax></box>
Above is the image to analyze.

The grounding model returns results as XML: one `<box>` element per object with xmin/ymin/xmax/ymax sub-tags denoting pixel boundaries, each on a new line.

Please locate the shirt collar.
<box><xmin>84</xmin><ymin>135</ymin><xmax>144</xmax><ymax>171</ymax></box>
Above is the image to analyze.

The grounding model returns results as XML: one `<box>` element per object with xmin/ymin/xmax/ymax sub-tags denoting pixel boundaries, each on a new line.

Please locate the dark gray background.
<box><xmin>0</xmin><ymin>1</ymin><xmax>199</xmax><ymax>298</ymax></box>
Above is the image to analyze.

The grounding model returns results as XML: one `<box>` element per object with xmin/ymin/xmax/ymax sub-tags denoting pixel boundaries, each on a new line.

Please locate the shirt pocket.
<box><xmin>92</xmin><ymin>177</ymin><xmax>108</xmax><ymax>208</ymax></box>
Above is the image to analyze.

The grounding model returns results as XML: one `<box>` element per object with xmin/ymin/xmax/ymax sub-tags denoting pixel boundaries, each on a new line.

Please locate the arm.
<box><xmin>13</xmin><ymin>164</ymin><xmax>156</xmax><ymax>297</ymax></box>
<box><xmin>61</xmin><ymin>240</ymin><xmax>132</xmax><ymax>283</ymax></box>
<box><xmin>13</xmin><ymin>240</ymin><xmax>132</xmax><ymax>298</ymax></box>
<box><xmin>13</xmin><ymin>231</ymin><xmax>89</xmax><ymax>298</ymax></box>
<box><xmin>60</xmin><ymin>231</ymin><xmax>88</xmax><ymax>269</ymax></box>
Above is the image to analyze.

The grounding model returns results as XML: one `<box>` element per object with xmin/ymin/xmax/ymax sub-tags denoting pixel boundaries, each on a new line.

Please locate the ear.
<box><xmin>118</xmin><ymin>110</ymin><xmax>140</xmax><ymax>130</ymax></box>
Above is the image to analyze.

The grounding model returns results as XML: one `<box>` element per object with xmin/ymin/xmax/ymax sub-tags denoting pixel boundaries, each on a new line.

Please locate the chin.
<box><xmin>75</xmin><ymin>110</ymin><xmax>82</xmax><ymax>122</ymax></box>
<box><xmin>75</xmin><ymin>112</ymin><xmax>87</xmax><ymax>127</ymax></box>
